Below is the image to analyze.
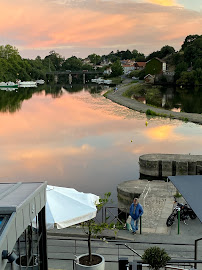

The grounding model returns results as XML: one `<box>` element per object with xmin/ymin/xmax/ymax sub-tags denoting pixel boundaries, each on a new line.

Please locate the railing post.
<box><xmin>195</xmin><ymin>239</ymin><xmax>198</xmax><ymax>269</ymax></box>
<box><xmin>178</xmin><ymin>208</ymin><xmax>180</xmax><ymax>234</ymax></box>
<box><xmin>140</xmin><ymin>216</ymin><xmax>142</xmax><ymax>234</ymax></box>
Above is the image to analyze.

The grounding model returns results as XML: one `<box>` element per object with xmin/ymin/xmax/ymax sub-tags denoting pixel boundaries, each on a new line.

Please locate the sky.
<box><xmin>0</xmin><ymin>0</ymin><xmax>201</xmax><ymax>59</ymax></box>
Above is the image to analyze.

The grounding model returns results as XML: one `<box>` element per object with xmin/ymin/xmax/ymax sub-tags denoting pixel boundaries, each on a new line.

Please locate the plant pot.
<box><xmin>12</xmin><ymin>255</ymin><xmax>39</xmax><ymax>270</ymax></box>
<box><xmin>74</xmin><ymin>253</ymin><xmax>105</xmax><ymax>270</ymax></box>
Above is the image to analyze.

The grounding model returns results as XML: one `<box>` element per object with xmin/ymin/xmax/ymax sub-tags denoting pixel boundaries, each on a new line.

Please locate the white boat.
<box><xmin>91</xmin><ymin>78</ymin><xmax>112</xmax><ymax>84</ymax></box>
<box><xmin>18</xmin><ymin>81</ymin><xmax>37</xmax><ymax>88</ymax></box>
<box><xmin>36</xmin><ymin>79</ymin><xmax>45</xmax><ymax>85</ymax></box>
<box><xmin>103</xmin><ymin>79</ymin><xmax>112</xmax><ymax>84</ymax></box>
<box><xmin>0</xmin><ymin>82</ymin><xmax>18</xmax><ymax>88</ymax></box>
<box><xmin>91</xmin><ymin>79</ymin><xmax>97</xmax><ymax>83</ymax></box>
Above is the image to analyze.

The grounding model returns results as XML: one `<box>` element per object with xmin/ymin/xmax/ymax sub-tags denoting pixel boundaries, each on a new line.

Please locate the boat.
<box><xmin>91</xmin><ymin>79</ymin><xmax>97</xmax><ymax>83</ymax></box>
<box><xmin>0</xmin><ymin>87</ymin><xmax>18</xmax><ymax>91</ymax></box>
<box><xmin>36</xmin><ymin>79</ymin><xmax>45</xmax><ymax>85</ymax></box>
<box><xmin>0</xmin><ymin>82</ymin><xmax>18</xmax><ymax>88</ymax></box>
<box><xmin>18</xmin><ymin>81</ymin><xmax>37</xmax><ymax>88</ymax></box>
<box><xmin>103</xmin><ymin>79</ymin><xmax>112</xmax><ymax>84</ymax></box>
<box><xmin>91</xmin><ymin>78</ymin><xmax>112</xmax><ymax>84</ymax></box>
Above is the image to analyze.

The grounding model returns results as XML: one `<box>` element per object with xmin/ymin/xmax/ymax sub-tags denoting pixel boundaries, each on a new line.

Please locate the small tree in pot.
<box><xmin>142</xmin><ymin>246</ymin><xmax>171</xmax><ymax>270</ymax></box>
<box><xmin>76</xmin><ymin>192</ymin><xmax>117</xmax><ymax>269</ymax></box>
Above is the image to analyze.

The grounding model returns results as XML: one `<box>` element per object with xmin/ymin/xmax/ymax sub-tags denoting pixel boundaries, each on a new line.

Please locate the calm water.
<box><xmin>0</xmin><ymin>84</ymin><xmax>202</xmax><ymax>200</ymax></box>
<box><xmin>134</xmin><ymin>86</ymin><xmax>202</xmax><ymax>113</ymax></box>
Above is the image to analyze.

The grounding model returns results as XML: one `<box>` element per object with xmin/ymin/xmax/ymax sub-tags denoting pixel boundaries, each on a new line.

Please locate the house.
<box><xmin>122</xmin><ymin>64</ymin><xmax>135</xmax><ymax>74</ymax></box>
<box><xmin>144</xmin><ymin>74</ymin><xmax>155</xmax><ymax>84</ymax></box>
<box><xmin>134</xmin><ymin>62</ymin><xmax>146</xmax><ymax>70</ymax></box>
<box><xmin>145</xmin><ymin>57</ymin><xmax>166</xmax><ymax>75</ymax></box>
<box><xmin>103</xmin><ymin>67</ymin><xmax>112</xmax><ymax>75</ymax></box>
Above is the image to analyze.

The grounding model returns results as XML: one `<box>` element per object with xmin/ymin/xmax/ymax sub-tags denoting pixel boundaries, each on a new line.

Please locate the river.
<box><xmin>0</xmin><ymin>84</ymin><xmax>202</xmax><ymax>200</ymax></box>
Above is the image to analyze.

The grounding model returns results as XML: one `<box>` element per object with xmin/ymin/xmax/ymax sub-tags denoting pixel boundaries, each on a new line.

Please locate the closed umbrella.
<box><xmin>34</xmin><ymin>185</ymin><xmax>100</xmax><ymax>230</ymax></box>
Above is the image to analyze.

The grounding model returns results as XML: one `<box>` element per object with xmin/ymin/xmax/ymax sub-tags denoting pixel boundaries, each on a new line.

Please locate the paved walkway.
<box><xmin>48</xmin><ymin>218</ymin><xmax>202</xmax><ymax>270</ymax></box>
<box><xmin>47</xmin><ymin>192</ymin><xmax>202</xmax><ymax>270</ymax></box>
<box><xmin>105</xmin><ymin>81</ymin><xmax>202</xmax><ymax>125</ymax></box>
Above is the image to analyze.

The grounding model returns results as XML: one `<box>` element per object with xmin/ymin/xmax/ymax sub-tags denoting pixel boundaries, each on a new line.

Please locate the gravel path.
<box><xmin>105</xmin><ymin>82</ymin><xmax>202</xmax><ymax>125</ymax></box>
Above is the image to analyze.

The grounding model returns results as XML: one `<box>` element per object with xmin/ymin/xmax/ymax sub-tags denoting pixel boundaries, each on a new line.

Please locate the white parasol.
<box><xmin>35</xmin><ymin>185</ymin><xmax>100</xmax><ymax>230</ymax></box>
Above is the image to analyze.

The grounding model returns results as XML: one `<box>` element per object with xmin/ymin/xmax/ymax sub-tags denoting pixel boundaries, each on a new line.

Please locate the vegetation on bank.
<box><xmin>122</xmin><ymin>83</ymin><xmax>163</xmax><ymax>106</ymax></box>
<box><xmin>0</xmin><ymin>34</ymin><xmax>201</xmax><ymax>86</ymax></box>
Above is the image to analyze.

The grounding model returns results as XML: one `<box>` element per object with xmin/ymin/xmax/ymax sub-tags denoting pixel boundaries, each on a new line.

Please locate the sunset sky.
<box><xmin>1</xmin><ymin>0</ymin><xmax>201</xmax><ymax>59</ymax></box>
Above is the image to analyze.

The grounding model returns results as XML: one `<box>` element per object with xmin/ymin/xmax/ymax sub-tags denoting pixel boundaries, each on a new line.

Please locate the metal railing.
<box><xmin>47</xmin><ymin>236</ymin><xmax>202</xmax><ymax>270</ymax></box>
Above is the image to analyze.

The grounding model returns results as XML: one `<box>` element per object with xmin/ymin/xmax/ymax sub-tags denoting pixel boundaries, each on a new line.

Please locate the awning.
<box><xmin>168</xmin><ymin>175</ymin><xmax>202</xmax><ymax>223</ymax></box>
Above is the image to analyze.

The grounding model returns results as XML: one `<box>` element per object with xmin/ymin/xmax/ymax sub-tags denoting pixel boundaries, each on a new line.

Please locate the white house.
<box><xmin>122</xmin><ymin>64</ymin><xmax>135</xmax><ymax>74</ymax></box>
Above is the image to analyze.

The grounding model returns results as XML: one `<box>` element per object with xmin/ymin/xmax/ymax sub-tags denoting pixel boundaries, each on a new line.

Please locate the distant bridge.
<box><xmin>46</xmin><ymin>70</ymin><xmax>103</xmax><ymax>75</ymax></box>
<box><xmin>46</xmin><ymin>70</ymin><xmax>103</xmax><ymax>84</ymax></box>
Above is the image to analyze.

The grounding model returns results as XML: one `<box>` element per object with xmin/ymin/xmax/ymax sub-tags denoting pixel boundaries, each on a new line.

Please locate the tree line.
<box><xmin>0</xmin><ymin>34</ymin><xmax>201</xmax><ymax>85</ymax></box>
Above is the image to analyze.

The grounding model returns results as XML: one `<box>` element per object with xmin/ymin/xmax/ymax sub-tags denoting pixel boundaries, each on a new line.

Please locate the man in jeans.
<box><xmin>129</xmin><ymin>198</ymin><xmax>143</xmax><ymax>234</ymax></box>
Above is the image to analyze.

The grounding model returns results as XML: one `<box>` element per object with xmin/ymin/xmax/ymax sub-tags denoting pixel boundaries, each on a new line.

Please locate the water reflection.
<box><xmin>0</xmin><ymin>84</ymin><xmax>201</xmax><ymax>198</ymax></box>
<box><xmin>133</xmin><ymin>86</ymin><xmax>202</xmax><ymax>114</ymax></box>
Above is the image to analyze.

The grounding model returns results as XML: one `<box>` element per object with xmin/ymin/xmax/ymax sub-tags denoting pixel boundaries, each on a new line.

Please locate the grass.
<box><xmin>103</xmin><ymin>89</ymin><xmax>113</xmax><ymax>97</ymax></box>
<box><xmin>146</xmin><ymin>109</ymin><xmax>168</xmax><ymax>118</ymax></box>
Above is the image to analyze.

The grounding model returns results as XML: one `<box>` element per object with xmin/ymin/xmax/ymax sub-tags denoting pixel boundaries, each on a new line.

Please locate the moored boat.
<box><xmin>36</xmin><ymin>79</ymin><xmax>45</xmax><ymax>85</ymax></box>
<box><xmin>91</xmin><ymin>78</ymin><xmax>112</xmax><ymax>84</ymax></box>
<box><xmin>0</xmin><ymin>82</ymin><xmax>18</xmax><ymax>88</ymax></box>
<box><xmin>18</xmin><ymin>81</ymin><xmax>37</xmax><ymax>88</ymax></box>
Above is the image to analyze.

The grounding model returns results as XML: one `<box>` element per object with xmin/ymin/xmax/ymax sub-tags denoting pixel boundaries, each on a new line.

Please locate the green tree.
<box><xmin>160</xmin><ymin>45</ymin><xmax>175</xmax><ymax>58</ymax></box>
<box><xmin>62</xmin><ymin>56</ymin><xmax>83</xmax><ymax>71</ymax></box>
<box><xmin>44</xmin><ymin>51</ymin><xmax>64</xmax><ymax>71</ymax></box>
<box><xmin>111</xmin><ymin>60</ymin><xmax>123</xmax><ymax>77</ymax></box>
<box><xmin>175</xmin><ymin>62</ymin><xmax>188</xmax><ymax>80</ymax></box>
<box><xmin>176</xmin><ymin>71</ymin><xmax>196</xmax><ymax>86</ymax></box>
<box><xmin>88</xmin><ymin>54</ymin><xmax>101</xmax><ymax>65</ymax></box>
<box><xmin>184</xmin><ymin>36</ymin><xmax>202</xmax><ymax>66</ymax></box>
<box><xmin>181</xmin><ymin>34</ymin><xmax>200</xmax><ymax>50</ymax></box>
<box><xmin>135</xmin><ymin>53</ymin><xmax>146</xmax><ymax>62</ymax></box>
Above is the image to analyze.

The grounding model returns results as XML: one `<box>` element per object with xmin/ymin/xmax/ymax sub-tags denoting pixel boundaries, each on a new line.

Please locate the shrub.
<box><xmin>142</xmin><ymin>246</ymin><xmax>171</xmax><ymax>270</ymax></box>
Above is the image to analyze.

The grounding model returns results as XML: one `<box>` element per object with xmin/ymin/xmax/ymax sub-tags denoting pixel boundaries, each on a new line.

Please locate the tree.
<box><xmin>174</xmin><ymin>62</ymin><xmax>188</xmax><ymax>80</ymax></box>
<box><xmin>88</xmin><ymin>54</ymin><xmax>101</xmax><ymax>65</ymax></box>
<box><xmin>160</xmin><ymin>45</ymin><xmax>175</xmax><ymax>58</ymax></box>
<box><xmin>111</xmin><ymin>60</ymin><xmax>123</xmax><ymax>77</ymax></box>
<box><xmin>194</xmin><ymin>59</ymin><xmax>202</xmax><ymax>70</ymax></box>
<box><xmin>44</xmin><ymin>50</ymin><xmax>64</xmax><ymax>71</ymax></box>
<box><xmin>176</xmin><ymin>71</ymin><xmax>196</xmax><ymax>86</ymax></box>
<box><xmin>135</xmin><ymin>53</ymin><xmax>146</xmax><ymax>62</ymax></box>
<box><xmin>146</xmin><ymin>50</ymin><xmax>161</xmax><ymax>61</ymax></box>
<box><xmin>62</xmin><ymin>56</ymin><xmax>83</xmax><ymax>71</ymax></box>
<box><xmin>184</xmin><ymin>36</ymin><xmax>202</xmax><ymax>66</ymax></box>
<box><xmin>181</xmin><ymin>34</ymin><xmax>200</xmax><ymax>50</ymax></box>
<box><xmin>81</xmin><ymin>192</ymin><xmax>116</xmax><ymax>265</ymax></box>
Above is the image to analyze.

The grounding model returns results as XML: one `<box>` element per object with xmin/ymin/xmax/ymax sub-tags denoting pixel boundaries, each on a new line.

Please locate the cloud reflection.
<box><xmin>0</xmin><ymin>90</ymin><xmax>202</xmax><ymax>194</ymax></box>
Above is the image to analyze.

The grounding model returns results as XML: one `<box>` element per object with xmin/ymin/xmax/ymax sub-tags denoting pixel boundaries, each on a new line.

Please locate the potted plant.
<box><xmin>74</xmin><ymin>192</ymin><xmax>117</xmax><ymax>270</ymax></box>
<box><xmin>13</xmin><ymin>225</ymin><xmax>39</xmax><ymax>270</ymax></box>
<box><xmin>142</xmin><ymin>246</ymin><xmax>171</xmax><ymax>270</ymax></box>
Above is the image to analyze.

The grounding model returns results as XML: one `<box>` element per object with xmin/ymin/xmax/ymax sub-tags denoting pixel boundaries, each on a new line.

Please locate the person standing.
<box><xmin>130</xmin><ymin>198</ymin><xmax>143</xmax><ymax>234</ymax></box>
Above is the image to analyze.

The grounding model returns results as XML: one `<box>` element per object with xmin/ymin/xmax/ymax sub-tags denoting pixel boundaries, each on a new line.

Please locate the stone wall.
<box><xmin>139</xmin><ymin>154</ymin><xmax>202</xmax><ymax>178</ymax></box>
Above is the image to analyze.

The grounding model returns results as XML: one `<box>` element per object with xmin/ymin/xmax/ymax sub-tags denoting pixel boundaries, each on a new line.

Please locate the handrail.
<box><xmin>194</xmin><ymin>237</ymin><xmax>202</xmax><ymax>269</ymax></box>
<box><xmin>115</xmin><ymin>243</ymin><xmax>142</xmax><ymax>258</ymax></box>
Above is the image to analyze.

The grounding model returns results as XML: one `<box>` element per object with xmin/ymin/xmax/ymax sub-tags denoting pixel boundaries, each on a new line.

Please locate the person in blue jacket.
<box><xmin>129</xmin><ymin>198</ymin><xmax>143</xmax><ymax>234</ymax></box>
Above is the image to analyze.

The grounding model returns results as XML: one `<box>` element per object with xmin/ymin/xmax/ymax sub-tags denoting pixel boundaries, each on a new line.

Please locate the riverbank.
<box><xmin>104</xmin><ymin>80</ymin><xmax>202</xmax><ymax>125</ymax></box>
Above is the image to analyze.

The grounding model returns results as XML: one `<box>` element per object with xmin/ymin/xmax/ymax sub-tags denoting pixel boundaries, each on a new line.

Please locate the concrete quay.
<box><xmin>139</xmin><ymin>154</ymin><xmax>202</xmax><ymax>178</ymax></box>
<box><xmin>117</xmin><ymin>179</ymin><xmax>176</xmax><ymax>234</ymax></box>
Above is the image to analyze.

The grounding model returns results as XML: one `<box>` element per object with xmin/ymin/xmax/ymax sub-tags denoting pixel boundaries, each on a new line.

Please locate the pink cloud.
<box><xmin>0</xmin><ymin>0</ymin><xmax>201</xmax><ymax>57</ymax></box>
